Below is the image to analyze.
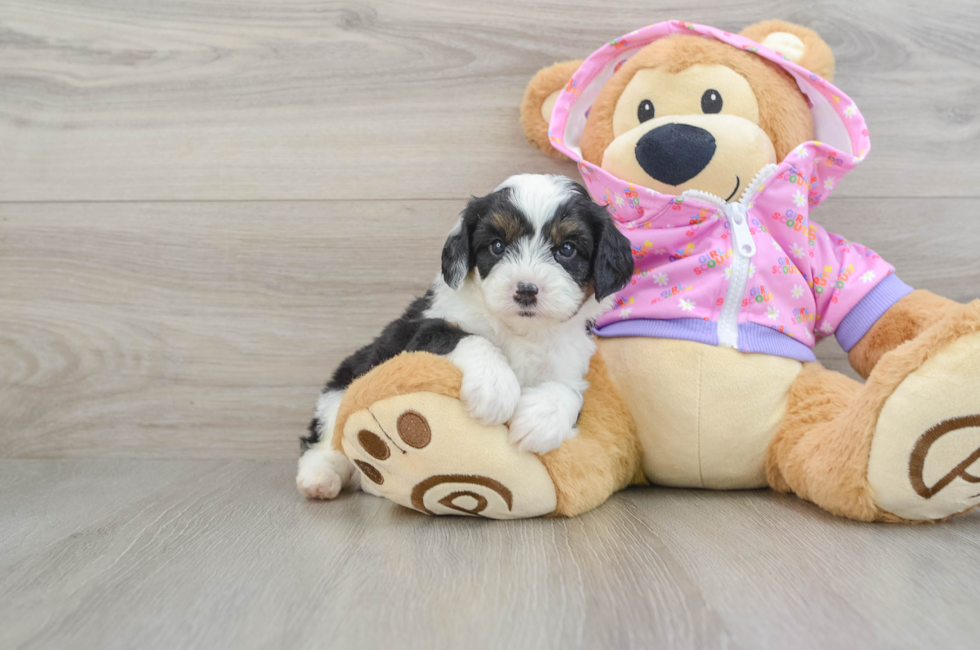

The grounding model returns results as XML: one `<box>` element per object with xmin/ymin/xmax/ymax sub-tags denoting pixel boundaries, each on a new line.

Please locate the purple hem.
<box><xmin>835</xmin><ymin>275</ymin><xmax>914</xmax><ymax>352</ymax></box>
<box><xmin>595</xmin><ymin>318</ymin><xmax>719</xmax><ymax>346</ymax></box>
<box><xmin>594</xmin><ymin>318</ymin><xmax>816</xmax><ymax>362</ymax></box>
<box><xmin>738</xmin><ymin>323</ymin><xmax>816</xmax><ymax>362</ymax></box>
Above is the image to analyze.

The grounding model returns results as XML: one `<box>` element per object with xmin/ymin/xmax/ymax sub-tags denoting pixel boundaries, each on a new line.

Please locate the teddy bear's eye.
<box><xmin>701</xmin><ymin>89</ymin><xmax>723</xmax><ymax>114</ymax></box>
<box><xmin>637</xmin><ymin>99</ymin><xmax>656</xmax><ymax>123</ymax></box>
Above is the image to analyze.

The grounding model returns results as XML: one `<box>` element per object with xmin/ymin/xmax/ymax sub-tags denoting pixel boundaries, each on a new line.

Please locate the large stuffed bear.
<box><xmin>308</xmin><ymin>20</ymin><xmax>980</xmax><ymax>523</ymax></box>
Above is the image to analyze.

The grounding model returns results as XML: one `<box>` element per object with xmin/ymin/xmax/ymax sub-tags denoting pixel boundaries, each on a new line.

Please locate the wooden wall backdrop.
<box><xmin>2</xmin><ymin>0</ymin><xmax>980</xmax><ymax>459</ymax></box>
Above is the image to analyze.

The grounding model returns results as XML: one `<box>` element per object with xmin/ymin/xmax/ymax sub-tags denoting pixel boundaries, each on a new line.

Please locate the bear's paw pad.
<box><xmin>869</xmin><ymin>330</ymin><xmax>980</xmax><ymax>521</ymax></box>
<box><xmin>340</xmin><ymin>391</ymin><xmax>558</xmax><ymax>519</ymax></box>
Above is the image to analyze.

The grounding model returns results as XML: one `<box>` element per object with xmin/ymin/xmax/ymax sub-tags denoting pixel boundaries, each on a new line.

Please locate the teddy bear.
<box><xmin>316</xmin><ymin>19</ymin><xmax>980</xmax><ymax>523</ymax></box>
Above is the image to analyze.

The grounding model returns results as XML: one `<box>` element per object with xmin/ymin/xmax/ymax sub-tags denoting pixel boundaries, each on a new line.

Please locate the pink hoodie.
<box><xmin>548</xmin><ymin>21</ymin><xmax>911</xmax><ymax>362</ymax></box>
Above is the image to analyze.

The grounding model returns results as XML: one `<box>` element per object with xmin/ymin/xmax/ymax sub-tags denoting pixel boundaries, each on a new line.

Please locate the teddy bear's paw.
<box><xmin>340</xmin><ymin>391</ymin><xmax>557</xmax><ymax>519</ymax></box>
<box><xmin>508</xmin><ymin>383</ymin><xmax>582</xmax><ymax>454</ymax></box>
<box><xmin>868</xmin><ymin>325</ymin><xmax>980</xmax><ymax>521</ymax></box>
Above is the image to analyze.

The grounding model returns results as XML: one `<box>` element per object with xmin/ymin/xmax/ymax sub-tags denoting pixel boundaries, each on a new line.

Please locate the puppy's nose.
<box><xmin>635</xmin><ymin>123</ymin><xmax>716</xmax><ymax>186</ymax></box>
<box><xmin>514</xmin><ymin>282</ymin><xmax>539</xmax><ymax>307</ymax></box>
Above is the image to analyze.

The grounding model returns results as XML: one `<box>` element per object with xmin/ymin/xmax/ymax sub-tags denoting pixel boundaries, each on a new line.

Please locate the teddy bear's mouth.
<box><xmin>725</xmin><ymin>176</ymin><xmax>741</xmax><ymax>202</ymax></box>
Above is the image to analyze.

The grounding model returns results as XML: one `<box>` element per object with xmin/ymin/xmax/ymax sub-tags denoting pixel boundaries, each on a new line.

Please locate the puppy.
<box><xmin>297</xmin><ymin>173</ymin><xmax>634</xmax><ymax>499</ymax></box>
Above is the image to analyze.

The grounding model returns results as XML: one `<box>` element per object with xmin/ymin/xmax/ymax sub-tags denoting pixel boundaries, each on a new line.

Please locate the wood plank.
<box><xmin>1</xmin><ymin>0</ymin><xmax>978</xmax><ymax>201</ymax></box>
<box><xmin>0</xmin><ymin>199</ymin><xmax>459</xmax><ymax>459</ymax></box>
<box><xmin>2</xmin><ymin>197</ymin><xmax>978</xmax><ymax>459</ymax></box>
<box><xmin>0</xmin><ymin>459</ymin><xmax>977</xmax><ymax>650</ymax></box>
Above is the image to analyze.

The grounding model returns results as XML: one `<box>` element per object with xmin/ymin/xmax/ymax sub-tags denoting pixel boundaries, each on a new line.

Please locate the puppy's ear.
<box><xmin>441</xmin><ymin>216</ymin><xmax>472</xmax><ymax>290</ymax></box>
<box><xmin>592</xmin><ymin>209</ymin><xmax>634</xmax><ymax>301</ymax></box>
<box><xmin>521</xmin><ymin>60</ymin><xmax>584</xmax><ymax>161</ymax></box>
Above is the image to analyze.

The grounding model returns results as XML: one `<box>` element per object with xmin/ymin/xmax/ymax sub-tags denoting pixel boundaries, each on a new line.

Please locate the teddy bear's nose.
<box><xmin>635</xmin><ymin>123</ymin><xmax>717</xmax><ymax>186</ymax></box>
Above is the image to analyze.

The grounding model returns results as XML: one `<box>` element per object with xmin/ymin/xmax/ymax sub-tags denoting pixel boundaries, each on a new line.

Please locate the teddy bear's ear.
<box><xmin>740</xmin><ymin>20</ymin><xmax>835</xmax><ymax>82</ymax></box>
<box><xmin>520</xmin><ymin>60</ymin><xmax>583</xmax><ymax>160</ymax></box>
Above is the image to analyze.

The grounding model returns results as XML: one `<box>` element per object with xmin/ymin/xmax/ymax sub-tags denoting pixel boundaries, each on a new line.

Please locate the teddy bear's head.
<box><xmin>522</xmin><ymin>20</ymin><xmax>836</xmax><ymax>202</ymax></box>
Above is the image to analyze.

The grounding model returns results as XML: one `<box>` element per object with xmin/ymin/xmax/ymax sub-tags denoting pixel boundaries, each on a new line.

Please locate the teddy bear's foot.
<box><xmin>339</xmin><ymin>391</ymin><xmax>558</xmax><ymax>519</ymax></box>
<box><xmin>868</xmin><ymin>317</ymin><xmax>980</xmax><ymax>521</ymax></box>
<box><xmin>769</xmin><ymin>301</ymin><xmax>980</xmax><ymax>523</ymax></box>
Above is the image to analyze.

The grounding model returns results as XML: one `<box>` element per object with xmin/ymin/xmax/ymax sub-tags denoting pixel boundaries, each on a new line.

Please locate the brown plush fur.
<box><xmin>847</xmin><ymin>290</ymin><xmax>962</xmax><ymax>379</ymax></box>
<box><xmin>330</xmin><ymin>351</ymin><xmax>462</xmax><ymax>450</ymax></box>
<box><xmin>740</xmin><ymin>20</ymin><xmax>836</xmax><ymax>82</ymax></box>
<box><xmin>540</xmin><ymin>350</ymin><xmax>645</xmax><ymax>517</ymax></box>
<box><xmin>769</xmin><ymin>299</ymin><xmax>980</xmax><ymax>522</ymax></box>
<box><xmin>767</xmin><ymin>362</ymin><xmax>878</xmax><ymax>520</ymax></box>
<box><xmin>520</xmin><ymin>60</ymin><xmax>584</xmax><ymax>160</ymax></box>
<box><xmin>579</xmin><ymin>36</ymin><xmax>815</xmax><ymax>167</ymax></box>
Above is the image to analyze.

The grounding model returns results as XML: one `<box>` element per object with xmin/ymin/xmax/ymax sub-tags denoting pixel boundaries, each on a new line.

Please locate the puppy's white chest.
<box><xmin>504</xmin><ymin>342</ymin><xmax>552</xmax><ymax>386</ymax></box>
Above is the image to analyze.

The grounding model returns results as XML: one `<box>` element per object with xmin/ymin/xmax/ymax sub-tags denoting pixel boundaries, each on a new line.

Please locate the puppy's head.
<box><xmin>442</xmin><ymin>174</ymin><xmax>633</xmax><ymax>326</ymax></box>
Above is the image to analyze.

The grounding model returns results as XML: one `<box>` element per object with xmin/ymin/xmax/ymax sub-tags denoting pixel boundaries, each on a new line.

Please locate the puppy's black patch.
<box><xmin>545</xmin><ymin>183</ymin><xmax>634</xmax><ymax>300</ymax></box>
<box><xmin>300</xmin><ymin>292</ymin><xmax>469</xmax><ymax>450</ymax></box>
<box><xmin>441</xmin><ymin>222</ymin><xmax>470</xmax><ymax>289</ymax></box>
<box><xmin>445</xmin><ymin>189</ymin><xmax>536</xmax><ymax>285</ymax></box>
<box><xmin>592</xmin><ymin>215</ymin><xmax>634</xmax><ymax>300</ymax></box>
<box><xmin>301</xmin><ymin>417</ymin><xmax>321</xmax><ymax>452</ymax></box>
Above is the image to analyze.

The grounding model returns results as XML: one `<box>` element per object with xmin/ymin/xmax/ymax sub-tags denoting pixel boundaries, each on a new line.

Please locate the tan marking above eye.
<box><xmin>549</xmin><ymin>217</ymin><xmax>586</xmax><ymax>245</ymax></box>
<box><xmin>612</xmin><ymin>64</ymin><xmax>760</xmax><ymax>138</ymax></box>
<box><xmin>489</xmin><ymin>212</ymin><xmax>529</xmax><ymax>243</ymax></box>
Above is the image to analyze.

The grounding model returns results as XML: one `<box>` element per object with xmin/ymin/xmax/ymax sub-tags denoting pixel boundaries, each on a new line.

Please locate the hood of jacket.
<box><xmin>548</xmin><ymin>20</ymin><xmax>870</xmax><ymax>219</ymax></box>
<box><xmin>545</xmin><ymin>21</ymin><xmax>908</xmax><ymax>362</ymax></box>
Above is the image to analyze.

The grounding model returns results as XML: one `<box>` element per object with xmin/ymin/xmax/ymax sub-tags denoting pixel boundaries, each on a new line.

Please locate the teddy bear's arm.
<box><xmin>846</xmin><ymin>289</ymin><xmax>962</xmax><ymax>378</ymax></box>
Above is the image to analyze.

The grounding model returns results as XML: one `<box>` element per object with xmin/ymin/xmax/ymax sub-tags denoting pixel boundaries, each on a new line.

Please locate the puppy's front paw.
<box><xmin>459</xmin><ymin>362</ymin><xmax>521</xmax><ymax>426</ymax></box>
<box><xmin>508</xmin><ymin>383</ymin><xmax>582</xmax><ymax>454</ymax></box>
<box><xmin>449</xmin><ymin>337</ymin><xmax>521</xmax><ymax>425</ymax></box>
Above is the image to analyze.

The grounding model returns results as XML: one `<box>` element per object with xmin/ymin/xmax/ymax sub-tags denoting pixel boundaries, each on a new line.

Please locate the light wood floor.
<box><xmin>2</xmin><ymin>1</ymin><xmax>979</xmax><ymax>648</ymax></box>
<box><xmin>3</xmin><ymin>459</ymin><xmax>980</xmax><ymax>650</ymax></box>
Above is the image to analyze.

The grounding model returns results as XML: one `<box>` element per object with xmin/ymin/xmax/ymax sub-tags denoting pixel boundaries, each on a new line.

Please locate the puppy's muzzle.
<box><xmin>514</xmin><ymin>283</ymin><xmax>539</xmax><ymax>307</ymax></box>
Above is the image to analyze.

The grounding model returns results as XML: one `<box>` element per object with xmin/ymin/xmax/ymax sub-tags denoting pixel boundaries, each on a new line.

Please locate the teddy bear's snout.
<box><xmin>634</xmin><ymin>123</ymin><xmax>716</xmax><ymax>186</ymax></box>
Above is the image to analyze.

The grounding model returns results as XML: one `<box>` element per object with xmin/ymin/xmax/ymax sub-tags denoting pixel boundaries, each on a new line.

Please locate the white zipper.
<box><xmin>681</xmin><ymin>164</ymin><xmax>777</xmax><ymax>351</ymax></box>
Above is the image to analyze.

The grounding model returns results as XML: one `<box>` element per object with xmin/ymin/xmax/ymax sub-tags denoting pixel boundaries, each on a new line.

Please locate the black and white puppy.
<box><xmin>297</xmin><ymin>174</ymin><xmax>633</xmax><ymax>499</ymax></box>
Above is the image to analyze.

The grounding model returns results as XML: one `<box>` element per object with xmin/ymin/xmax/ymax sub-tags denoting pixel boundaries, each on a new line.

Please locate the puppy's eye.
<box><xmin>701</xmin><ymin>89</ymin><xmax>723</xmax><ymax>114</ymax></box>
<box><xmin>637</xmin><ymin>99</ymin><xmax>655</xmax><ymax>123</ymax></box>
<box><xmin>556</xmin><ymin>242</ymin><xmax>576</xmax><ymax>259</ymax></box>
<box><xmin>489</xmin><ymin>240</ymin><xmax>506</xmax><ymax>256</ymax></box>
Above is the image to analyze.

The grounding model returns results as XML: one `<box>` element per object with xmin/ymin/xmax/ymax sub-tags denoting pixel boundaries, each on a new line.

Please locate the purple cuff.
<box><xmin>834</xmin><ymin>275</ymin><xmax>914</xmax><ymax>352</ymax></box>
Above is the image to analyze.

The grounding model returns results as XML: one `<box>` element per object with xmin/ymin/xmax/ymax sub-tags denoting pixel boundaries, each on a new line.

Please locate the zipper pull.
<box><xmin>727</xmin><ymin>203</ymin><xmax>756</xmax><ymax>258</ymax></box>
